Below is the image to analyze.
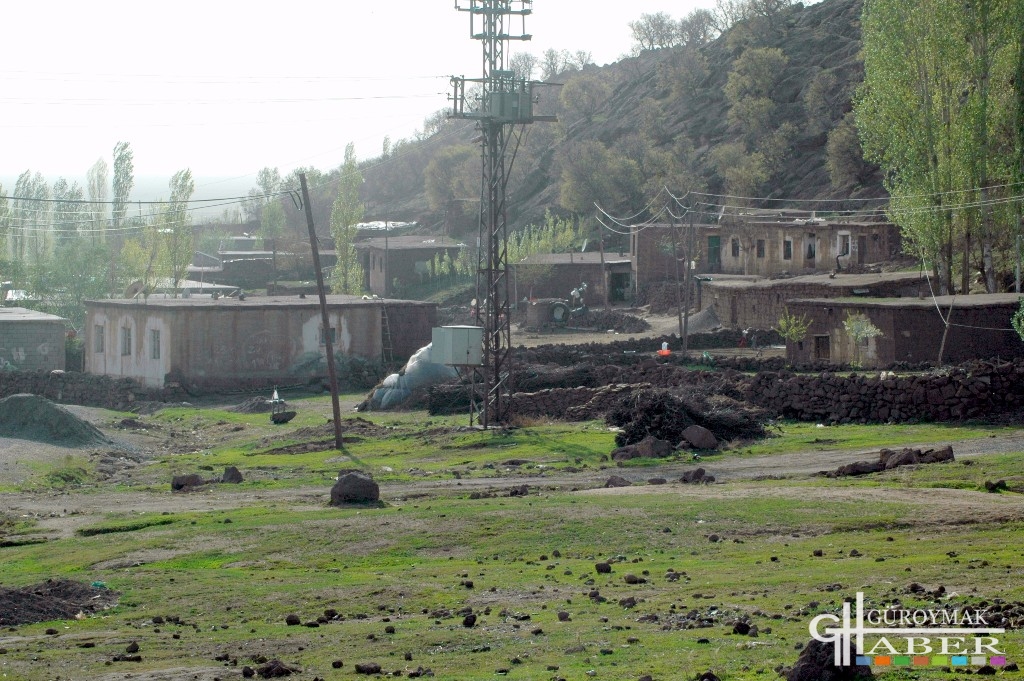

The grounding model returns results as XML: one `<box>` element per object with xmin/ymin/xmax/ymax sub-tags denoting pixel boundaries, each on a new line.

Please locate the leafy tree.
<box><xmin>424</xmin><ymin>145</ymin><xmax>478</xmax><ymax>235</ymax></box>
<box><xmin>111</xmin><ymin>141</ymin><xmax>134</xmax><ymax>232</ymax></box>
<box><xmin>510</xmin><ymin>52</ymin><xmax>538</xmax><ymax>81</ymax></box>
<box><xmin>540</xmin><ymin>48</ymin><xmax>569</xmax><ymax>81</ymax></box>
<box><xmin>161</xmin><ymin>169</ymin><xmax>195</xmax><ymax>293</ymax></box>
<box><xmin>803</xmin><ymin>69</ymin><xmax>840</xmax><ymax>136</ymax></box>
<box><xmin>658</xmin><ymin>45</ymin><xmax>710</xmax><ymax>99</ymax></box>
<box><xmin>1013</xmin><ymin>298</ymin><xmax>1024</xmax><ymax>342</ymax></box>
<box><xmin>629</xmin><ymin>12</ymin><xmax>680</xmax><ymax>53</ymax></box>
<box><xmin>709</xmin><ymin>142</ymin><xmax>768</xmax><ymax>200</ymax></box>
<box><xmin>843</xmin><ymin>312</ymin><xmax>883</xmax><ymax>367</ymax></box>
<box><xmin>558</xmin><ymin>73</ymin><xmax>611</xmax><ymax>127</ymax></box>
<box><xmin>86</xmin><ymin>158</ymin><xmax>108</xmax><ymax>239</ymax></box>
<box><xmin>12</xmin><ymin>171</ymin><xmax>51</xmax><ymax>263</ymax></box>
<box><xmin>856</xmin><ymin>0</ymin><xmax>1023</xmax><ymax>294</ymax></box>
<box><xmin>712</xmin><ymin>0</ymin><xmax>751</xmax><ymax>33</ymax></box>
<box><xmin>724</xmin><ymin>47</ymin><xmax>788</xmax><ymax>142</ymax></box>
<box><xmin>52</xmin><ymin>178</ymin><xmax>85</xmax><ymax>247</ymax></box>
<box><xmin>329</xmin><ymin>143</ymin><xmax>365</xmax><ymax>295</ymax></box>
<box><xmin>559</xmin><ymin>140</ymin><xmax>643</xmax><ymax>216</ymax></box>
<box><xmin>826</xmin><ymin>111</ymin><xmax>873</xmax><ymax>188</ymax></box>
<box><xmin>32</xmin><ymin>237</ymin><xmax>110</xmax><ymax>327</ymax></box>
<box><xmin>679</xmin><ymin>8</ymin><xmax>718</xmax><ymax>47</ymax></box>
<box><xmin>775</xmin><ymin>310</ymin><xmax>811</xmax><ymax>344</ymax></box>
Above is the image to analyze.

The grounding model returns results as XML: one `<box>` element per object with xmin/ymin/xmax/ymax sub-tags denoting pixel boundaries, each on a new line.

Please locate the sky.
<box><xmin>2</xmin><ymin>0</ymin><xmax>710</xmax><ymax>198</ymax></box>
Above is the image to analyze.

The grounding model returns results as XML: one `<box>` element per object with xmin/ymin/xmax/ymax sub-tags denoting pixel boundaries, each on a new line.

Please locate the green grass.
<box><xmin>2</xmin><ymin>407</ymin><xmax>1022</xmax><ymax>679</ymax></box>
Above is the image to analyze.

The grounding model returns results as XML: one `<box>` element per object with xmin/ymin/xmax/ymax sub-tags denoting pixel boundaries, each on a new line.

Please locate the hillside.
<box><xmin>352</xmin><ymin>0</ymin><xmax>884</xmax><ymax>237</ymax></box>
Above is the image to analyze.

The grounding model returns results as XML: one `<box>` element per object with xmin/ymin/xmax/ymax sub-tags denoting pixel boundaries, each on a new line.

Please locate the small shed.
<box><xmin>785</xmin><ymin>293</ymin><xmax>1024</xmax><ymax>367</ymax></box>
<box><xmin>511</xmin><ymin>252</ymin><xmax>632</xmax><ymax>305</ymax></box>
<box><xmin>354</xmin><ymin>235</ymin><xmax>466</xmax><ymax>297</ymax></box>
<box><xmin>0</xmin><ymin>307</ymin><xmax>67</xmax><ymax>371</ymax></box>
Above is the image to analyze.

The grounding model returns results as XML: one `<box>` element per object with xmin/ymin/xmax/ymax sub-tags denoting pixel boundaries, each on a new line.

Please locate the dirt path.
<box><xmin>6</xmin><ymin>430</ymin><xmax>1023</xmax><ymax>541</ymax></box>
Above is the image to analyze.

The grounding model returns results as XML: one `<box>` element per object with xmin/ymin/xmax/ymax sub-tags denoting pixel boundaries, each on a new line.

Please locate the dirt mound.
<box><xmin>0</xmin><ymin>394</ymin><xmax>109</xmax><ymax>446</ymax></box>
<box><xmin>0</xmin><ymin>579</ymin><xmax>120</xmax><ymax>626</ymax></box>
<box><xmin>585</xmin><ymin>309</ymin><xmax>651</xmax><ymax>334</ymax></box>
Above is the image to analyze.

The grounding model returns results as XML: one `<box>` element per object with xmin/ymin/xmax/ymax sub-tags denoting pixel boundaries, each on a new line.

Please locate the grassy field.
<box><xmin>1</xmin><ymin>398</ymin><xmax>1022</xmax><ymax>680</ymax></box>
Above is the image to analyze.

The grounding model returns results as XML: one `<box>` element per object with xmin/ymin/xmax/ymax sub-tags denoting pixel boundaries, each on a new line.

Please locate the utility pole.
<box><xmin>300</xmin><ymin>173</ymin><xmax>344</xmax><ymax>450</ymax></box>
<box><xmin>450</xmin><ymin>0</ymin><xmax>554</xmax><ymax>427</ymax></box>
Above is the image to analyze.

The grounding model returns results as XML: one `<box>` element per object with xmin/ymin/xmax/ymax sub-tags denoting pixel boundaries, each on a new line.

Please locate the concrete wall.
<box><xmin>0</xmin><ymin>317</ymin><xmax>66</xmax><ymax>372</ymax></box>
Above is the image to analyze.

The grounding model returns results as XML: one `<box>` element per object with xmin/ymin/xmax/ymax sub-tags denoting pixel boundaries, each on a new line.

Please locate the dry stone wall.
<box><xmin>0</xmin><ymin>370</ymin><xmax>183</xmax><ymax>411</ymax></box>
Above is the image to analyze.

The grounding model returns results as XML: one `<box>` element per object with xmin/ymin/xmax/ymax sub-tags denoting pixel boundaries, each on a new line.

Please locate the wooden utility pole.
<box><xmin>682</xmin><ymin>208</ymin><xmax>695</xmax><ymax>356</ymax></box>
<box><xmin>299</xmin><ymin>173</ymin><xmax>344</xmax><ymax>450</ymax></box>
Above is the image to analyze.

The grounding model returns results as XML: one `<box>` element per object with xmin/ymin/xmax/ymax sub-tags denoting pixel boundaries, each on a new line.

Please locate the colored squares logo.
<box><xmin>861</xmin><ymin>655</ymin><xmax>1007</xmax><ymax>667</ymax></box>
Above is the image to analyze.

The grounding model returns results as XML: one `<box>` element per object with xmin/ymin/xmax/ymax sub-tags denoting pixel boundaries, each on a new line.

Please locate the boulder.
<box><xmin>330</xmin><ymin>470</ymin><xmax>380</xmax><ymax>505</ymax></box>
<box><xmin>604</xmin><ymin>475</ymin><xmax>632</xmax><ymax>488</ymax></box>
<box><xmin>221</xmin><ymin>466</ymin><xmax>244</xmax><ymax>484</ymax></box>
<box><xmin>171</xmin><ymin>474</ymin><xmax>204</xmax><ymax>491</ymax></box>
<box><xmin>635</xmin><ymin>436</ymin><xmax>673</xmax><ymax>458</ymax></box>
<box><xmin>681</xmin><ymin>425</ymin><xmax>718</xmax><ymax>450</ymax></box>
<box><xmin>680</xmin><ymin>467</ymin><xmax>708</xmax><ymax>484</ymax></box>
<box><xmin>919</xmin><ymin>445</ymin><xmax>954</xmax><ymax>463</ymax></box>
<box><xmin>881</xmin><ymin>448</ymin><xmax>920</xmax><ymax>469</ymax></box>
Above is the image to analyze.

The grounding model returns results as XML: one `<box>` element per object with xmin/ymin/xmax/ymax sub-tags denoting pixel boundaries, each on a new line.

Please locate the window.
<box><xmin>783</xmin><ymin>239</ymin><xmax>792</xmax><ymax>260</ymax></box>
<box><xmin>756</xmin><ymin>239</ymin><xmax>765</xmax><ymax>258</ymax></box>
<box><xmin>838</xmin><ymin>232</ymin><xmax>851</xmax><ymax>256</ymax></box>
<box><xmin>94</xmin><ymin>325</ymin><xmax>104</xmax><ymax>353</ymax></box>
<box><xmin>120</xmin><ymin>326</ymin><xmax>132</xmax><ymax>356</ymax></box>
<box><xmin>150</xmin><ymin>329</ymin><xmax>161</xmax><ymax>360</ymax></box>
<box><xmin>320</xmin><ymin>326</ymin><xmax>336</xmax><ymax>345</ymax></box>
<box><xmin>731</xmin><ymin>238</ymin><xmax>740</xmax><ymax>258</ymax></box>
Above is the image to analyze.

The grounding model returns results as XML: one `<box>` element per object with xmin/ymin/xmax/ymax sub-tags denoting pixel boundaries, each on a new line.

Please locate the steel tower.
<box><xmin>451</xmin><ymin>0</ymin><xmax>551</xmax><ymax>426</ymax></box>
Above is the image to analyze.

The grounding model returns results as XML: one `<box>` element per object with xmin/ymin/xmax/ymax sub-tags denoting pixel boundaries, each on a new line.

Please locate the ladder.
<box><xmin>380</xmin><ymin>303</ymin><xmax>395</xmax><ymax>365</ymax></box>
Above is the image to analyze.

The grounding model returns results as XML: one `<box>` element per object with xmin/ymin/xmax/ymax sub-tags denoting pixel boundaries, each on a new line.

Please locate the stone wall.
<box><xmin>0</xmin><ymin>370</ymin><xmax>183</xmax><ymax>411</ymax></box>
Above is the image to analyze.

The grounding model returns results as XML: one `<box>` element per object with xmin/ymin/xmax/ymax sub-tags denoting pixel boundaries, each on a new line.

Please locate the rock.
<box><xmin>833</xmin><ymin>460</ymin><xmax>883</xmax><ymax>477</ymax></box>
<box><xmin>604</xmin><ymin>475</ymin><xmax>632</xmax><ymax>488</ymax></box>
<box><xmin>595</xmin><ymin>562</ymin><xmax>612</xmax><ymax>574</ymax></box>
<box><xmin>680</xmin><ymin>468</ymin><xmax>708</xmax><ymax>484</ymax></box>
<box><xmin>698</xmin><ymin>673</ymin><xmax>721</xmax><ymax>681</ymax></box>
<box><xmin>171</xmin><ymin>474</ymin><xmax>204</xmax><ymax>491</ymax></box>
<box><xmin>623</xmin><ymin>574</ymin><xmax>646</xmax><ymax>585</ymax></box>
<box><xmin>285</xmin><ymin>614</ymin><xmax>300</xmax><ymax>626</ymax></box>
<box><xmin>648</xmin><ymin>477</ymin><xmax>667</xmax><ymax>485</ymax></box>
<box><xmin>558</xmin><ymin>611</ymin><xmax>571</xmax><ymax>621</ymax></box>
<box><xmin>881</xmin><ymin>448</ymin><xmax>920</xmax><ymax>469</ymax></box>
<box><xmin>682</xmin><ymin>425</ymin><xmax>718</xmax><ymax>450</ymax></box>
<box><xmin>786</xmin><ymin>639</ymin><xmax>873</xmax><ymax>680</ymax></box>
<box><xmin>330</xmin><ymin>470</ymin><xmax>380</xmax><ymax>505</ymax></box>
<box><xmin>355</xmin><ymin>662</ymin><xmax>382</xmax><ymax>675</ymax></box>
<box><xmin>462</xmin><ymin>613</ymin><xmax>477</xmax><ymax>628</ymax></box>
<box><xmin>508</xmin><ymin>484</ymin><xmax>529</xmax><ymax>497</ymax></box>
<box><xmin>221</xmin><ymin>466</ymin><xmax>243</xmax><ymax>484</ymax></box>
<box><xmin>635</xmin><ymin>435</ymin><xmax>673</xmax><ymax>458</ymax></box>
<box><xmin>125</xmin><ymin>641</ymin><xmax>139</xmax><ymax>653</ymax></box>
<box><xmin>920</xmin><ymin>445</ymin><xmax>954</xmax><ymax>463</ymax></box>
<box><xmin>256</xmin><ymin>659</ymin><xmax>299</xmax><ymax>677</ymax></box>
<box><xmin>732</xmin><ymin>621</ymin><xmax>751</xmax><ymax>635</ymax></box>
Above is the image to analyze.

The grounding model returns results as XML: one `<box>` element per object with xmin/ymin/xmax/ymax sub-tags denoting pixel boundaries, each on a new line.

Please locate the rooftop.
<box><xmin>355</xmin><ymin>235</ymin><xmax>466</xmax><ymax>251</ymax></box>
<box><xmin>700</xmin><ymin>271</ymin><xmax>925</xmax><ymax>289</ymax></box>
<box><xmin>85</xmin><ymin>294</ymin><xmax>435</xmax><ymax>310</ymax></box>
<box><xmin>517</xmin><ymin>252</ymin><xmax>631</xmax><ymax>266</ymax></box>
<box><xmin>788</xmin><ymin>292</ymin><xmax>1023</xmax><ymax>309</ymax></box>
<box><xmin>0</xmin><ymin>307</ymin><xmax>68</xmax><ymax>323</ymax></box>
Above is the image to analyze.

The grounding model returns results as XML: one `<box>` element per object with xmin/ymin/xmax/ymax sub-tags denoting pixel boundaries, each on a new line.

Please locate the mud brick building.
<box><xmin>699</xmin><ymin>271</ymin><xmax>926</xmax><ymax>330</ymax></box>
<box><xmin>511</xmin><ymin>252</ymin><xmax>633</xmax><ymax>305</ymax></box>
<box><xmin>0</xmin><ymin>307</ymin><xmax>67</xmax><ymax>372</ymax></box>
<box><xmin>785</xmin><ymin>293</ymin><xmax>1024</xmax><ymax>367</ymax></box>
<box><xmin>84</xmin><ymin>295</ymin><xmax>435</xmax><ymax>389</ymax></box>
<box><xmin>630</xmin><ymin>217</ymin><xmax>902</xmax><ymax>288</ymax></box>
<box><xmin>354</xmin><ymin>235</ymin><xmax>466</xmax><ymax>297</ymax></box>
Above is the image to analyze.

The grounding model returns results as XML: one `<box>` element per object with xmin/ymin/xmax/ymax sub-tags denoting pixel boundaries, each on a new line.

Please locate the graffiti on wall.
<box><xmin>0</xmin><ymin>342</ymin><xmax>52</xmax><ymax>369</ymax></box>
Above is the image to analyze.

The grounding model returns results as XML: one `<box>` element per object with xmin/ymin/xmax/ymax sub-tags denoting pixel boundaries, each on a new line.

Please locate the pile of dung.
<box><xmin>0</xmin><ymin>393</ymin><xmax>109</xmax><ymax>446</ymax></box>
<box><xmin>0</xmin><ymin>579</ymin><xmax>119</xmax><ymax>626</ymax></box>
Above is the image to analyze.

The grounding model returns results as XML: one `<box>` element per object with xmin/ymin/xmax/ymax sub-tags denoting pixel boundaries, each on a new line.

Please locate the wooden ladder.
<box><xmin>380</xmin><ymin>303</ymin><xmax>395</xmax><ymax>365</ymax></box>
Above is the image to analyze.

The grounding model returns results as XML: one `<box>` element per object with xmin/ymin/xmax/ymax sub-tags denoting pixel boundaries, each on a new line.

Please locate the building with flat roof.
<box><xmin>85</xmin><ymin>295</ymin><xmax>436</xmax><ymax>389</ymax></box>
<box><xmin>785</xmin><ymin>293</ymin><xmax>1024</xmax><ymax>367</ymax></box>
<box><xmin>0</xmin><ymin>307</ymin><xmax>67</xmax><ymax>372</ymax></box>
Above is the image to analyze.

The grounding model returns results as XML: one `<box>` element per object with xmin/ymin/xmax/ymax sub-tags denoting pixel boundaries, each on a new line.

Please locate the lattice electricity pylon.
<box><xmin>450</xmin><ymin>0</ymin><xmax>554</xmax><ymax>427</ymax></box>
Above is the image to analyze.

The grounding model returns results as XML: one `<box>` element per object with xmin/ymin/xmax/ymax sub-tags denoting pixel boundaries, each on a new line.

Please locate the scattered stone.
<box><xmin>595</xmin><ymin>562</ymin><xmax>612</xmax><ymax>574</ymax></box>
<box><xmin>558</xmin><ymin>611</ymin><xmax>571</xmax><ymax>622</ymax></box>
<box><xmin>462</xmin><ymin>614</ymin><xmax>477</xmax><ymax>628</ymax></box>
<box><xmin>604</xmin><ymin>475</ymin><xmax>632</xmax><ymax>488</ymax></box>
<box><xmin>330</xmin><ymin>470</ymin><xmax>380</xmax><ymax>504</ymax></box>
<box><xmin>508</xmin><ymin>484</ymin><xmax>529</xmax><ymax>497</ymax></box>
<box><xmin>732</xmin><ymin>621</ymin><xmax>751</xmax><ymax>635</ymax></box>
<box><xmin>648</xmin><ymin>477</ymin><xmax>667</xmax><ymax>485</ymax></box>
<box><xmin>125</xmin><ymin>641</ymin><xmax>139</xmax><ymax>653</ymax></box>
<box><xmin>698</xmin><ymin>673</ymin><xmax>721</xmax><ymax>681</ymax></box>
<box><xmin>985</xmin><ymin>480</ymin><xmax>1008</xmax><ymax>492</ymax></box>
<box><xmin>681</xmin><ymin>468</ymin><xmax>714</xmax><ymax>484</ymax></box>
<box><xmin>221</xmin><ymin>466</ymin><xmax>244</xmax><ymax>484</ymax></box>
<box><xmin>623</xmin><ymin>574</ymin><xmax>646</xmax><ymax>585</ymax></box>
<box><xmin>284</xmin><ymin>614</ymin><xmax>300</xmax><ymax>626</ymax></box>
